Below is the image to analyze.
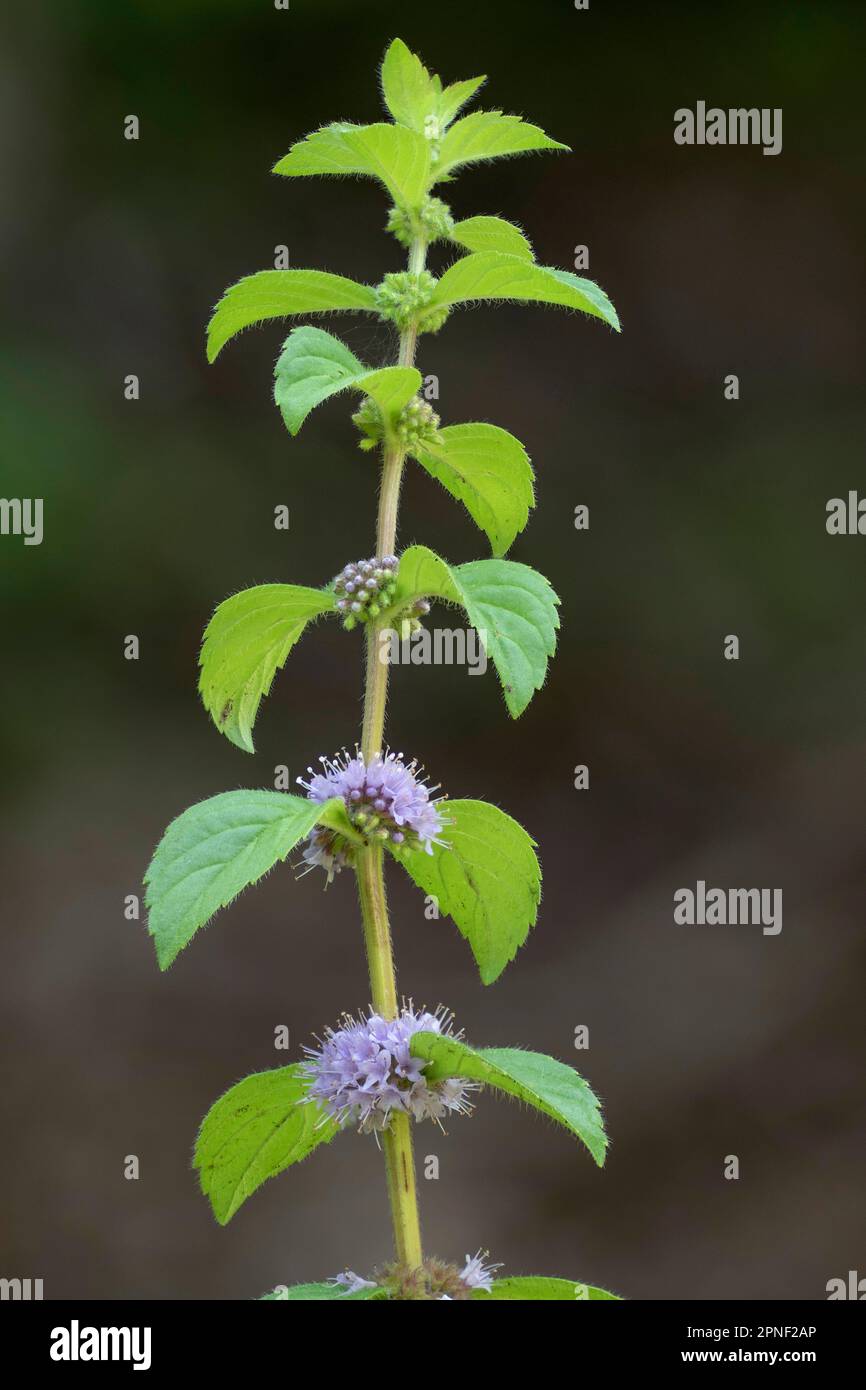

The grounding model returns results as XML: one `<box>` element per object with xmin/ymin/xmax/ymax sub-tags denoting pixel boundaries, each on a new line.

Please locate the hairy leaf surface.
<box><xmin>450</xmin><ymin>215</ymin><xmax>534</xmax><ymax>261</ymax></box>
<box><xmin>195</xmin><ymin>1066</ymin><xmax>338</xmax><ymax>1224</ymax></box>
<box><xmin>199</xmin><ymin>583</ymin><xmax>335</xmax><ymax>752</ymax></box>
<box><xmin>473</xmin><ymin>1277</ymin><xmax>620</xmax><ymax>1301</ymax></box>
<box><xmin>145</xmin><ymin>791</ymin><xmax>356</xmax><ymax>968</ymax></box>
<box><xmin>273</xmin><ymin>326</ymin><xmax>420</xmax><ymax>435</ymax></box>
<box><xmin>388</xmin><ymin>545</ymin><xmax>559</xmax><ymax>717</ymax></box>
<box><xmin>207</xmin><ymin>270</ymin><xmax>378</xmax><ymax>361</ymax></box>
<box><xmin>413</xmin><ymin>423</ymin><xmax>534</xmax><ymax>556</ymax></box>
<box><xmin>261</xmin><ymin>1281</ymin><xmax>385</xmax><ymax>1301</ymax></box>
<box><xmin>380</xmin><ymin>39</ymin><xmax>484</xmax><ymax>134</ymax></box>
<box><xmin>396</xmin><ymin>798</ymin><xmax>540</xmax><ymax>983</ymax></box>
<box><xmin>430</xmin><ymin>252</ymin><xmax>620</xmax><ymax>331</ymax></box>
<box><xmin>411</xmin><ymin>1035</ymin><xmax>607</xmax><ymax>1165</ymax></box>
<box><xmin>433</xmin><ymin>110</ymin><xmax>567</xmax><ymax>180</ymax></box>
<box><xmin>274</xmin><ymin>122</ymin><xmax>430</xmax><ymax>208</ymax></box>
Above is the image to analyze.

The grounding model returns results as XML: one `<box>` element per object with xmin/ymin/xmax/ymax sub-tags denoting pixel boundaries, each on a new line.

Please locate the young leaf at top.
<box><xmin>394</xmin><ymin>798</ymin><xmax>540</xmax><ymax>984</ymax></box>
<box><xmin>435</xmin><ymin>74</ymin><xmax>487</xmax><ymax>129</ymax></box>
<box><xmin>450</xmin><ymin>215</ymin><xmax>534</xmax><ymax>261</ymax></box>
<box><xmin>199</xmin><ymin>583</ymin><xmax>336</xmax><ymax>753</ymax></box>
<box><xmin>432</xmin><ymin>110</ymin><xmax>568</xmax><ymax>181</ymax></box>
<box><xmin>473</xmin><ymin>1277</ymin><xmax>620</xmax><ymax>1301</ymax></box>
<box><xmin>144</xmin><ymin>790</ymin><xmax>360</xmax><ymax>969</ymax></box>
<box><xmin>386</xmin><ymin>545</ymin><xmax>560</xmax><ymax>718</ymax></box>
<box><xmin>261</xmin><ymin>1282</ymin><xmax>385</xmax><ymax>1301</ymax></box>
<box><xmin>274</xmin><ymin>326</ymin><xmax>420</xmax><ymax>436</ymax></box>
<box><xmin>380</xmin><ymin>38</ymin><xmax>485</xmax><ymax>133</ymax></box>
<box><xmin>273</xmin><ymin>123</ymin><xmax>430</xmax><ymax>209</ymax></box>
<box><xmin>206</xmin><ymin>270</ymin><xmax>378</xmax><ymax>362</ymax></box>
<box><xmin>429</xmin><ymin>252</ymin><xmax>620</xmax><ymax>332</ymax></box>
<box><xmin>412</xmin><ymin>423</ymin><xmax>535</xmax><ymax>557</ymax></box>
<box><xmin>194</xmin><ymin>1066</ymin><xmax>339</xmax><ymax>1225</ymax></box>
<box><xmin>410</xmin><ymin>1034</ymin><xmax>608</xmax><ymax>1166</ymax></box>
<box><xmin>380</xmin><ymin>38</ymin><xmax>437</xmax><ymax>132</ymax></box>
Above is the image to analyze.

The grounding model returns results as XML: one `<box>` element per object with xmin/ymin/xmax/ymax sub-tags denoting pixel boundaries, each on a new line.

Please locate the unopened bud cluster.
<box><xmin>352</xmin><ymin>394</ymin><xmax>440</xmax><ymax>454</ymax></box>
<box><xmin>374</xmin><ymin>270</ymin><xmax>450</xmax><ymax>334</ymax></box>
<box><xmin>333</xmin><ymin>555</ymin><xmax>398</xmax><ymax>630</ymax></box>
<box><xmin>351</xmin><ymin>398</ymin><xmax>384</xmax><ymax>452</ymax></box>
<box><xmin>395</xmin><ymin>396</ymin><xmax>440</xmax><ymax>450</ymax></box>
<box><xmin>386</xmin><ymin>196</ymin><xmax>455</xmax><ymax>249</ymax></box>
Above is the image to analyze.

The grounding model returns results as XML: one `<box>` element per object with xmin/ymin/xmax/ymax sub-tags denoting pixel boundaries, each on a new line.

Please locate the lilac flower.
<box><xmin>300</xmin><ymin>1005</ymin><xmax>476</xmax><ymax>1134</ymax></box>
<box><xmin>297</xmin><ymin>748</ymin><xmax>447</xmax><ymax>882</ymax></box>
<box><xmin>459</xmin><ymin>1251</ymin><xmax>501</xmax><ymax>1292</ymax></box>
<box><xmin>331</xmin><ymin>1270</ymin><xmax>378</xmax><ymax>1295</ymax></box>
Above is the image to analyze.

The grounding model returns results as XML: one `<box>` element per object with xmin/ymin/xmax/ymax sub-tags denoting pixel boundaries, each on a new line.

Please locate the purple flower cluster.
<box><xmin>333</xmin><ymin>554</ymin><xmax>399</xmax><ymax>630</ymax></box>
<box><xmin>298</xmin><ymin>748</ymin><xmax>446</xmax><ymax>882</ymax></box>
<box><xmin>300</xmin><ymin>1006</ymin><xmax>475</xmax><ymax>1134</ymax></box>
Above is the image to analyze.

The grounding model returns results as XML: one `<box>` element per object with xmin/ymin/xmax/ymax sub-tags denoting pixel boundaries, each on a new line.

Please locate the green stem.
<box><xmin>356</xmin><ymin>846</ymin><xmax>422</xmax><ymax>1269</ymax></box>
<box><xmin>356</xmin><ymin>233</ymin><xmax>428</xmax><ymax>1272</ymax></box>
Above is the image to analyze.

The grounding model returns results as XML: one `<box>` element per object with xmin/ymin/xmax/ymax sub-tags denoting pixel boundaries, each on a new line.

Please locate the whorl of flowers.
<box><xmin>300</xmin><ymin>1005</ymin><xmax>475</xmax><ymax>1134</ymax></box>
<box><xmin>387</xmin><ymin>195</ymin><xmax>455</xmax><ymax>249</ymax></box>
<box><xmin>298</xmin><ymin>747</ymin><xmax>447</xmax><ymax>881</ymax></box>
<box><xmin>374</xmin><ymin>269</ymin><xmax>450</xmax><ymax>334</ymax></box>
<box><xmin>329</xmin><ymin>1250</ymin><xmax>500</xmax><ymax>1301</ymax></box>
<box><xmin>333</xmin><ymin>554</ymin><xmax>399</xmax><ymax>629</ymax></box>
<box><xmin>352</xmin><ymin>393</ymin><xmax>440</xmax><ymax>454</ymax></box>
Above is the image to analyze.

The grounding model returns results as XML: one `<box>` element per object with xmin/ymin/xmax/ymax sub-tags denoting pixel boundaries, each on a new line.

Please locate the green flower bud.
<box><xmin>386</xmin><ymin>196</ymin><xmax>455</xmax><ymax>249</ymax></box>
<box><xmin>395</xmin><ymin>396</ymin><xmax>440</xmax><ymax>452</ymax></box>
<box><xmin>374</xmin><ymin>270</ymin><xmax>449</xmax><ymax>335</ymax></box>
<box><xmin>351</xmin><ymin>397</ymin><xmax>385</xmax><ymax>451</ymax></box>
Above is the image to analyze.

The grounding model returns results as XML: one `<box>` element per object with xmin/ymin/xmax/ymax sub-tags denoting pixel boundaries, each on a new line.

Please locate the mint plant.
<box><xmin>144</xmin><ymin>39</ymin><xmax>621</xmax><ymax>1302</ymax></box>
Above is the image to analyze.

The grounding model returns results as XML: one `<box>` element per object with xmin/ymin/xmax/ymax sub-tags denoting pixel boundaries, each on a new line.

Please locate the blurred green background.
<box><xmin>2</xmin><ymin>0</ymin><xmax>865</xmax><ymax>1299</ymax></box>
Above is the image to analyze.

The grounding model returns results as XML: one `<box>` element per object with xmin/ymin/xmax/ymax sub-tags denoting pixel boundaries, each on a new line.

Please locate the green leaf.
<box><xmin>387</xmin><ymin>542</ymin><xmax>462</xmax><ymax>609</ymax></box>
<box><xmin>206</xmin><ymin>270</ymin><xmax>378</xmax><ymax>362</ymax></box>
<box><xmin>380</xmin><ymin>38</ymin><xmax>437</xmax><ymax>132</ymax></box>
<box><xmin>388</xmin><ymin>545</ymin><xmax>559</xmax><ymax>717</ymax></box>
<box><xmin>380</xmin><ymin>39</ymin><xmax>484</xmax><ymax>133</ymax></box>
<box><xmin>395</xmin><ymin>799</ymin><xmax>540</xmax><ymax>984</ymax></box>
<box><xmin>261</xmin><ymin>1281</ymin><xmax>385</xmax><ymax>1301</ymax></box>
<box><xmin>450</xmin><ymin>215</ymin><xmax>534</xmax><ymax>261</ymax></box>
<box><xmin>198</xmin><ymin>583</ymin><xmax>335</xmax><ymax>753</ymax></box>
<box><xmin>433</xmin><ymin>110</ymin><xmax>568</xmax><ymax>180</ymax></box>
<box><xmin>273</xmin><ymin>327</ymin><xmax>420</xmax><ymax>436</ymax></box>
<box><xmin>455</xmin><ymin>557</ymin><xmax>559</xmax><ymax>715</ymax></box>
<box><xmin>429</xmin><ymin>252</ymin><xmax>620</xmax><ymax>332</ymax></box>
<box><xmin>194</xmin><ymin>1066</ymin><xmax>339</xmax><ymax>1225</ymax></box>
<box><xmin>413</xmin><ymin>423</ymin><xmax>535</xmax><ymax>556</ymax></box>
<box><xmin>436</xmin><ymin>75</ymin><xmax>486</xmax><ymax>129</ymax></box>
<box><xmin>144</xmin><ymin>791</ymin><xmax>356</xmax><ymax>968</ymax></box>
<box><xmin>273</xmin><ymin>122</ymin><xmax>430</xmax><ymax>208</ymax></box>
<box><xmin>410</xmin><ymin>1035</ymin><xmax>607</xmax><ymax>1165</ymax></box>
<box><xmin>473</xmin><ymin>1277</ymin><xmax>620</xmax><ymax>1301</ymax></box>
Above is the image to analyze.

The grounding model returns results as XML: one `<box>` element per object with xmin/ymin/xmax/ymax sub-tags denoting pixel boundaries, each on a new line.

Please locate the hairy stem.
<box><xmin>356</xmin><ymin>234</ymin><xmax>428</xmax><ymax>1272</ymax></box>
<box><xmin>356</xmin><ymin>846</ymin><xmax>422</xmax><ymax>1268</ymax></box>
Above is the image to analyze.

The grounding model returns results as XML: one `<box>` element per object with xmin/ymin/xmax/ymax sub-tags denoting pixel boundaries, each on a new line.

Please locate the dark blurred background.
<box><xmin>1</xmin><ymin>0</ymin><xmax>864</xmax><ymax>1300</ymax></box>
